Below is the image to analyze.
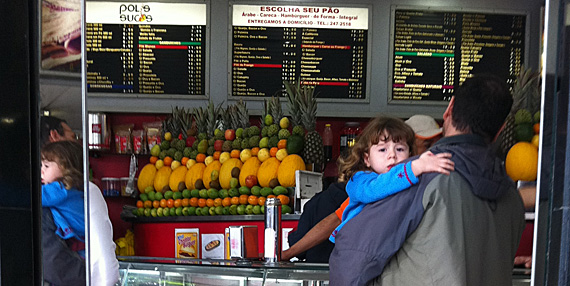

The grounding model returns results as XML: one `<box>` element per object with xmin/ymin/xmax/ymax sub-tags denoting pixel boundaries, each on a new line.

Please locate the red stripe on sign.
<box><xmin>154</xmin><ymin>45</ymin><xmax>187</xmax><ymax>50</ymax></box>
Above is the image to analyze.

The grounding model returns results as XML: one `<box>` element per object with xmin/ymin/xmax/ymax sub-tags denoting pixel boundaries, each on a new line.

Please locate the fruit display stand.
<box><xmin>124</xmin><ymin>214</ymin><xmax>300</xmax><ymax>258</ymax></box>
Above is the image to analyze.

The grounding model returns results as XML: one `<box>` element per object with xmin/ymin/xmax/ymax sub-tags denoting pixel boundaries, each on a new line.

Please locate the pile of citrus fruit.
<box><xmin>505</xmin><ymin>109</ymin><xmax>540</xmax><ymax>182</ymax></box>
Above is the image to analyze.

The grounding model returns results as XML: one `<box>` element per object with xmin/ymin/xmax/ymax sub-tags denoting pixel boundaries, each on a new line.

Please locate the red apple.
<box><xmin>245</xmin><ymin>175</ymin><xmax>258</xmax><ymax>188</ymax></box>
<box><xmin>214</xmin><ymin>140</ymin><xmax>224</xmax><ymax>152</ymax></box>
<box><xmin>186</xmin><ymin>136</ymin><xmax>196</xmax><ymax>147</ymax></box>
<box><xmin>225</xmin><ymin>129</ymin><xmax>236</xmax><ymax>141</ymax></box>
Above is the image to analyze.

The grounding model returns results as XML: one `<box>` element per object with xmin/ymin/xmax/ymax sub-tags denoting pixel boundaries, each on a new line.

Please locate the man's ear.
<box><xmin>443</xmin><ymin>96</ymin><xmax>455</xmax><ymax>121</ymax></box>
<box><xmin>49</xmin><ymin>129</ymin><xmax>61</xmax><ymax>142</ymax></box>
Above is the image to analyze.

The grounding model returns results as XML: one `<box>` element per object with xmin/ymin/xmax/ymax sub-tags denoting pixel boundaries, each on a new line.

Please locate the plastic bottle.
<box><xmin>323</xmin><ymin>124</ymin><xmax>333</xmax><ymax>162</ymax></box>
<box><xmin>340</xmin><ymin>122</ymin><xmax>361</xmax><ymax>155</ymax></box>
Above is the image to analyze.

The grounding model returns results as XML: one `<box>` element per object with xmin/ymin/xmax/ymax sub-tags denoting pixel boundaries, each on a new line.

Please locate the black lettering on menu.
<box><xmin>86</xmin><ymin>23</ymin><xmax>206</xmax><ymax>95</ymax></box>
<box><xmin>391</xmin><ymin>9</ymin><xmax>525</xmax><ymax>102</ymax></box>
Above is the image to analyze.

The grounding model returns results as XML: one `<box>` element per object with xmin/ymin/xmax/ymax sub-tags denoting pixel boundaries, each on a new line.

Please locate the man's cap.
<box><xmin>405</xmin><ymin>115</ymin><xmax>443</xmax><ymax>139</ymax></box>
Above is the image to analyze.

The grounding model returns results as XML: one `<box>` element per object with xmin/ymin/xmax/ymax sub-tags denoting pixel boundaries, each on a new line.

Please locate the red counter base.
<box><xmin>133</xmin><ymin>220</ymin><xmax>299</xmax><ymax>258</ymax></box>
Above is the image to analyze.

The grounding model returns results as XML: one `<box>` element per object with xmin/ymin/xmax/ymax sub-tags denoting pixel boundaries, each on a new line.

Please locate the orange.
<box><xmin>270</xmin><ymin>147</ymin><xmax>279</xmax><ymax>157</ymax></box>
<box><xmin>136</xmin><ymin>200</ymin><xmax>144</xmax><ymax>208</ymax></box>
<box><xmin>213</xmin><ymin>151</ymin><xmax>221</xmax><ymax>161</ymax></box>
<box><xmin>230</xmin><ymin>149</ymin><xmax>241</xmax><ymax>158</ymax></box>
<box><xmin>174</xmin><ymin>199</ymin><xmax>182</xmax><ymax>208</ymax></box>
<box><xmin>206</xmin><ymin>198</ymin><xmax>215</xmax><ymax>207</ymax></box>
<box><xmin>149</xmin><ymin>156</ymin><xmax>159</xmax><ymax>164</ymax></box>
<box><xmin>258</xmin><ymin>196</ymin><xmax>266</xmax><ymax>206</ymax></box>
<box><xmin>214</xmin><ymin>198</ymin><xmax>223</xmax><ymax>207</ymax></box>
<box><xmin>181</xmin><ymin>157</ymin><xmax>189</xmax><ymax>167</ymax></box>
<box><xmin>247</xmin><ymin>195</ymin><xmax>258</xmax><ymax>205</ymax></box>
<box><xmin>277</xmin><ymin>139</ymin><xmax>287</xmax><ymax>150</ymax></box>
<box><xmin>230</xmin><ymin>196</ymin><xmax>240</xmax><ymax>205</ymax></box>
<box><xmin>239</xmin><ymin>194</ymin><xmax>249</xmax><ymax>205</ymax></box>
<box><xmin>152</xmin><ymin>200</ymin><xmax>160</xmax><ymax>209</ymax></box>
<box><xmin>163</xmin><ymin>156</ymin><xmax>173</xmax><ymax>166</ymax></box>
<box><xmin>277</xmin><ymin>194</ymin><xmax>290</xmax><ymax>206</ymax></box>
<box><xmin>189</xmin><ymin>197</ymin><xmax>199</xmax><ymax>207</ymax></box>
<box><xmin>251</xmin><ymin>147</ymin><xmax>260</xmax><ymax>156</ymax></box>
<box><xmin>196</xmin><ymin>153</ymin><xmax>206</xmax><ymax>163</ymax></box>
<box><xmin>167</xmin><ymin>199</ymin><xmax>175</xmax><ymax>208</ymax></box>
<box><xmin>198</xmin><ymin>198</ymin><xmax>207</xmax><ymax>208</ymax></box>
<box><xmin>505</xmin><ymin>142</ymin><xmax>539</xmax><ymax>182</ymax></box>
<box><xmin>160</xmin><ymin>199</ymin><xmax>167</xmax><ymax>208</ymax></box>
<box><xmin>143</xmin><ymin>200</ymin><xmax>152</xmax><ymax>209</ymax></box>
<box><xmin>181</xmin><ymin>198</ymin><xmax>190</xmax><ymax>207</ymax></box>
<box><xmin>533</xmin><ymin>123</ymin><xmax>540</xmax><ymax>134</ymax></box>
<box><xmin>222</xmin><ymin>197</ymin><xmax>232</xmax><ymax>207</ymax></box>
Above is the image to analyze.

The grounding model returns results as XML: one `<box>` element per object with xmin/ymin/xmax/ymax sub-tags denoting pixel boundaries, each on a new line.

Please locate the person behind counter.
<box><xmin>40</xmin><ymin>115</ymin><xmax>119</xmax><ymax>286</ymax></box>
<box><xmin>283</xmin><ymin>115</ymin><xmax>446</xmax><ymax>262</ymax></box>
<box><xmin>329</xmin><ymin>74</ymin><xmax>525</xmax><ymax>285</ymax></box>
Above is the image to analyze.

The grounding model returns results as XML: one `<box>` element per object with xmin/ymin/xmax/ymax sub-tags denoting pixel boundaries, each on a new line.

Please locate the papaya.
<box><xmin>277</xmin><ymin>154</ymin><xmax>305</xmax><ymax>187</ymax></box>
<box><xmin>153</xmin><ymin>166</ymin><xmax>172</xmax><ymax>192</ymax></box>
<box><xmin>219</xmin><ymin>158</ymin><xmax>243</xmax><ymax>189</ymax></box>
<box><xmin>185</xmin><ymin>163</ymin><xmax>206</xmax><ymax>190</ymax></box>
<box><xmin>169</xmin><ymin>166</ymin><xmax>187</xmax><ymax>191</ymax></box>
<box><xmin>239</xmin><ymin>157</ymin><xmax>261</xmax><ymax>187</ymax></box>
<box><xmin>202</xmin><ymin>160</ymin><xmax>222</xmax><ymax>189</ymax></box>
<box><xmin>137</xmin><ymin>163</ymin><xmax>157</xmax><ymax>192</ymax></box>
<box><xmin>257</xmin><ymin>157</ymin><xmax>280</xmax><ymax>188</ymax></box>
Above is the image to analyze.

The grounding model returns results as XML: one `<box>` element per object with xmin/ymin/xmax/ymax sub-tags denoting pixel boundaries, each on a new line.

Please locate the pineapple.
<box><xmin>205</xmin><ymin>100</ymin><xmax>223</xmax><ymax>139</ymax></box>
<box><xmin>284</xmin><ymin>80</ymin><xmax>305</xmax><ymax>136</ymax></box>
<box><xmin>497</xmin><ymin>67</ymin><xmax>541</xmax><ymax>155</ymax></box>
<box><xmin>192</xmin><ymin>106</ymin><xmax>208</xmax><ymax>140</ymax></box>
<box><xmin>235</xmin><ymin>99</ymin><xmax>250</xmax><ymax>129</ymax></box>
<box><xmin>284</xmin><ymin>80</ymin><xmax>324</xmax><ymax>170</ymax></box>
<box><xmin>270</xmin><ymin>96</ymin><xmax>284</xmax><ymax>124</ymax></box>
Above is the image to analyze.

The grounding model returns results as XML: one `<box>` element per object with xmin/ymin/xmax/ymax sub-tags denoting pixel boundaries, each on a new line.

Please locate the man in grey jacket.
<box><xmin>329</xmin><ymin>74</ymin><xmax>525</xmax><ymax>286</ymax></box>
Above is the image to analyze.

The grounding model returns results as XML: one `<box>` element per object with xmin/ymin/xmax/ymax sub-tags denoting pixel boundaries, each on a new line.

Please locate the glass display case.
<box><xmin>118</xmin><ymin>256</ymin><xmax>329</xmax><ymax>285</ymax></box>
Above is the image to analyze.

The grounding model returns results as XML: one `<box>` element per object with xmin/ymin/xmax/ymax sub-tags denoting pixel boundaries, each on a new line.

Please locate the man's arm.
<box><xmin>282</xmin><ymin>212</ymin><xmax>341</xmax><ymax>261</ymax></box>
<box><xmin>42</xmin><ymin>208</ymin><xmax>86</xmax><ymax>285</ymax></box>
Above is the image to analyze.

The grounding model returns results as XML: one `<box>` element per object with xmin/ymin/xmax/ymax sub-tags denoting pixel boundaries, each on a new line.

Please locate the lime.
<box><xmin>182</xmin><ymin>189</ymin><xmax>191</xmax><ymax>198</ymax></box>
<box><xmin>219</xmin><ymin>189</ymin><xmax>229</xmax><ymax>199</ymax></box>
<box><xmin>164</xmin><ymin>190</ymin><xmax>174</xmax><ymax>200</ymax></box>
<box><xmin>229</xmin><ymin>205</ymin><xmax>238</xmax><ymax>215</ymax></box>
<box><xmin>207</xmin><ymin>188</ymin><xmax>219</xmax><ymax>199</ymax></box>
<box><xmin>202</xmin><ymin>207</ymin><xmax>210</xmax><ymax>216</ymax></box>
<box><xmin>239</xmin><ymin>186</ymin><xmax>251</xmax><ymax>195</ymax></box>
<box><xmin>190</xmin><ymin>189</ymin><xmax>200</xmax><ymax>198</ymax></box>
<box><xmin>251</xmin><ymin>186</ymin><xmax>262</xmax><ymax>196</ymax></box>
<box><xmin>154</xmin><ymin>192</ymin><xmax>163</xmax><ymax>201</ymax></box>
<box><xmin>139</xmin><ymin>193</ymin><xmax>148</xmax><ymax>202</ymax></box>
<box><xmin>144</xmin><ymin>186</ymin><xmax>154</xmax><ymax>194</ymax></box>
<box><xmin>150</xmin><ymin>208</ymin><xmax>157</xmax><ymax>217</ymax></box>
<box><xmin>182</xmin><ymin>207</ymin><xmax>189</xmax><ymax>216</ymax></box>
<box><xmin>173</xmin><ymin>191</ymin><xmax>183</xmax><ymax>200</ymax></box>
<box><xmin>282</xmin><ymin>205</ymin><xmax>292</xmax><ymax>214</ymax></box>
<box><xmin>199</xmin><ymin>189</ymin><xmax>209</xmax><ymax>198</ymax></box>
<box><xmin>137</xmin><ymin>208</ymin><xmax>144</xmax><ymax>216</ymax></box>
<box><xmin>245</xmin><ymin>205</ymin><xmax>253</xmax><ymax>215</ymax></box>
<box><xmin>228</xmin><ymin>188</ymin><xmax>239</xmax><ymax>197</ymax></box>
<box><xmin>252</xmin><ymin>205</ymin><xmax>261</xmax><ymax>215</ymax></box>
<box><xmin>188</xmin><ymin>207</ymin><xmax>196</xmax><ymax>216</ymax></box>
<box><xmin>195</xmin><ymin>207</ymin><xmax>202</xmax><ymax>216</ymax></box>
<box><xmin>147</xmin><ymin>191</ymin><xmax>156</xmax><ymax>201</ymax></box>
<box><xmin>162</xmin><ymin>207</ymin><xmax>169</xmax><ymax>217</ymax></box>
<box><xmin>175</xmin><ymin>207</ymin><xmax>183</xmax><ymax>216</ymax></box>
<box><xmin>169</xmin><ymin>207</ymin><xmax>176</xmax><ymax>216</ymax></box>
<box><xmin>237</xmin><ymin>205</ymin><xmax>246</xmax><ymax>215</ymax></box>
<box><xmin>215</xmin><ymin>206</ymin><xmax>224</xmax><ymax>215</ymax></box>
<box><xmin>515</xmin><ymin>123</ymin><xmax>534</xmax><ymax>142</ymax></box>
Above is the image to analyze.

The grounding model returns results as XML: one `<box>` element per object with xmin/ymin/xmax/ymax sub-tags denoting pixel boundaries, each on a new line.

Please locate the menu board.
<box><xmin>230</xmin><ymin>5</ymin><xmax>369</xmax><ymax>101</ymax></box>
<box><xmin>86</xmin><ymin>2</ymin><xmax>207</xmax><ymax>96</ymax></box>
<box><xmin>389</xmin><ymin>8</ymin><xmax>526</xmax><ymax>103</ymax></box>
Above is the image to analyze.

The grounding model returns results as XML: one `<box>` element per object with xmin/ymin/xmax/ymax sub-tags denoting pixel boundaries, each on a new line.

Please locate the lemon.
<box><xmin>164</xmin><ymin>132</ymin><xmax>172</xmax><ymax>141</ymax></box>
<box><xmin>204</xmin><ymin>156</ymin><xmax>214</xmax><ymax>166</ymax></box>
<box><xmin>186</xmin><ymin>159</ymin><xmax>196</xmax><ymax>169</ymax></box>
<box><xmin>240</xmin><ymin>149</ymin><xmax>252</xmax><ymax>162</ymax></box>
<box><xmin>257</xmin><ymin>148</ymin><xmax>270</xmax><ymax>162</ymax></box>
<box><xmin>505</xmin><ymin>142</ymin><xmax>538</xmax><ymax>182</ymax></box>
<box><xmin>219</xmin><ymin>152</ymin><xmax>231</xmax><ymax>164</ymax></box>
<box><xmin>280</xmin><ymin>117</ymin><xmax>290</xmax><ymax>129</ymax></box>
<box><xmin>155</xmin><ymin>159</ymin><xmax>164</xmax><ymax>169</ymax></box>
<box><xmin>276</xmin><ymin>149</ymin><xmax>288</xmax><ymax>161</ymax></box>
<box><xmin>171</xmin><ymin>160</ymin><xmax>181</xmax><ymax>170</ymax></box>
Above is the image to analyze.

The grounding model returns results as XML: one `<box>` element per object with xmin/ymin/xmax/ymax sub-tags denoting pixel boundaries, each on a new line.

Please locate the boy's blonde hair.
<box><xmin>337</xmin><ymin>116</ymin><xmax>415</xmax><ymax>182</ymax></box>
<box><xmin>41</xmin><ymin>141</ymin><xmax>84</xmax><ymax>191</ymax></box>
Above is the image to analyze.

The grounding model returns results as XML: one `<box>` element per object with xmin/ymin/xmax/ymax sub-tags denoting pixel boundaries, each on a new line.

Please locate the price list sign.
<box><xmin>389</xmin><ymin>9</ymin><xmax>525</xmax><ymax>103</ymax></box>
<box><xmin>231</xmin><ymin>5</ymin><xmax>369</xmax><ymax>100</ymax></box>
<box><xmin>86</xmin><ymin>2</ymin><xmax>207</xmax><ymax>96</ymax></box>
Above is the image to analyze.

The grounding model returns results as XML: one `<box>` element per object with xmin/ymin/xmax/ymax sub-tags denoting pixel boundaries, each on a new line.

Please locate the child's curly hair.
<box><xmin>41</xmin><ymin>141</ymin><xmax>84</xmax><ymax>191</ymax></box>
<box><xmin>337</xmin><ymin>116</ymin><xmax>416</xmax><ymax>182</ymax></box>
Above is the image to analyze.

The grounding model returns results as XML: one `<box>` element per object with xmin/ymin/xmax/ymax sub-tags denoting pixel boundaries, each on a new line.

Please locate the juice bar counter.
<box><xmin>117</xmin><ymin>257</ymin><xmax>532</xmax><ymax>285</ymax></box>
<box><xmin>117</xmin><ymin>257</ymin><xmax>329</xmax><ymax>285</ymax></box>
